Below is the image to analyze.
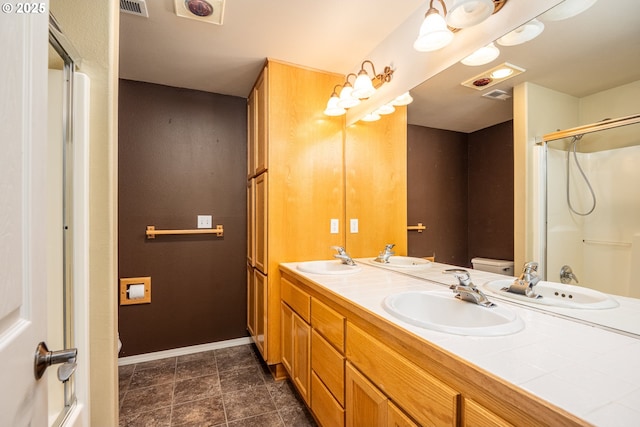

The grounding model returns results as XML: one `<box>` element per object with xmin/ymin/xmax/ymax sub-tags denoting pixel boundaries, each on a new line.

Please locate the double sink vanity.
<box><xmin>280</xmin><ymin>257</ymin><xmax>640</xmax><ymax>426</ymax></box>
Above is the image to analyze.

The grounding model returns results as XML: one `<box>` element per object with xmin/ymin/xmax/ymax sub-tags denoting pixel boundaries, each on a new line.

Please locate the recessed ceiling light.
<box><xmin>461</xmin><ymin>62</ymin><xmax>525</xmax><ymax>91</ymax></box>
<box><xmin>491</xmin><ymin>68</ymin><xmax>513</xmax><ymax>79</ymax></box>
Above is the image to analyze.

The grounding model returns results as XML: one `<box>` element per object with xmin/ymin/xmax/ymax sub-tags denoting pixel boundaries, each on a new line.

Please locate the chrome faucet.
<box><xmin>560</xmin><ymin>265</ymin><xmax>579</xmax><ymax>284</ymax></box>
<box><xmin>444</xmin><ymin>269</ymin><xmax>495</xmax><ymax>307</ymax></box>
<box><xmin>374</xmin><ymin>244</ymin><xmax>395</xmax><ymax>263</ymax></box>
<box><xmin>502</xmin><ymin>261</ymin><xmax>542</xmax><ymax>299</ymax></box>
<box><xmin>332</xmin><ymin>246</ymin><xmax>356</xmax><ymax>266</ymax></box>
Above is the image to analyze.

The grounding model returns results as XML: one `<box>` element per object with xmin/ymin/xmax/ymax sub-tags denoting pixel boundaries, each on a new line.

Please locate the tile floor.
<box><xmin>119</xmin><ymin>344</ymin><xmax>317</xmax><ymax>427</ymax></box>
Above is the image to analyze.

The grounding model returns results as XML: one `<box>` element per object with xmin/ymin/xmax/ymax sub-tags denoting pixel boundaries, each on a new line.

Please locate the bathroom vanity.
<box><xmin>279</xmin><ymin>260</ymin><xmax>640</xmax><ymax>427</ymax></box>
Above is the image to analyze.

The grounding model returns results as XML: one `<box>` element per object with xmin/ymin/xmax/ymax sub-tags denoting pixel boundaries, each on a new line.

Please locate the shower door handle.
<box><xmin>34</xmin><ymin>341</ymin><xmax>78</xmax><ymax>381</ymax></box>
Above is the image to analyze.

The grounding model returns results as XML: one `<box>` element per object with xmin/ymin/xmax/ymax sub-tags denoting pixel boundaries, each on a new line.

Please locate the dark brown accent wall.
<box><xmin>118</xmin><ymin>80</ymin><xmax>247</xmax><ymax>356</ymax></box>
<box><xmin>407</xmin><ymin>125</ymin><xmax>469</xmax><ymax>266</ymax></box>
<box><xmin>467</xmin><ymin>121</ymin><xmax>514</xmax><ymax>262</ymax></box>
<box><xmin>407</xmin><ymin>121</ymin><xmax>514</xmax><ymax>267</ymax></box>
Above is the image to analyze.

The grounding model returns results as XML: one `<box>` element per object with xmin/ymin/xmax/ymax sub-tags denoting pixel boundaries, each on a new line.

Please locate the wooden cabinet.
<box><xmin>346</xmin><ymin>362</ymin><xmax>388</xmax><ymax>427</ymax></box>
<box><xmin>246</xmin><ymin>60</ymin><xmax>344</xmax><ymax>370</ymax></box>
<box><xmin>281</xmin><ymin>277</ymin><xmax>311</xmax><ymax>404</ymax></box>
<box><xmin>463</xmin><ymin>398</ymin><xmax>514</xmax><ymax>427</ymax></box>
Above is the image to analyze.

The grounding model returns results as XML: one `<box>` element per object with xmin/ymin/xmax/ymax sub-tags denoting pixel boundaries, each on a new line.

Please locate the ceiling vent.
<box><xmin>120</xmin><ymin>0</ymin><xmax>149</xmax><ymax>18</ymax></box>
<box><xmin>482</xmin><ymin>89</ymin><xmax>511</xmax><ymax>101</ymax></box>
<box><xmin>175</xmin><ymin>0</ymin><xmax>225</xmax><ymax>25</ymax></box>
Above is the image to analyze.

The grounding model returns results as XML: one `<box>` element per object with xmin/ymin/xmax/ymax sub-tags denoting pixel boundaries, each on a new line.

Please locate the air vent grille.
<box><xmin>482</xmin><ymin>89</ymin><xmax>511</xmax><ymax>101</ymax></box>
<box><xmin>120</xmin><ymin>0</ymin><xmax>149</xmax><ymax>17</ymax></box>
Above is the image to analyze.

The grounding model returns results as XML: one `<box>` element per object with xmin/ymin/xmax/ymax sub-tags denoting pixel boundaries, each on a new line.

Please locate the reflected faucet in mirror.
<box><xmin>444</xmin><ymin>268</ymin><xmax>495</xmax><ymax>307</ymax></box>
<box><xmin>501</xmin><ymin>262</ymin><xmax>542</xmax><ymax>299</ymax></box>
<box><xmin>374</xmin><ymin>244</ymin><xmax>395</xmax><ymax>263</ymax></box>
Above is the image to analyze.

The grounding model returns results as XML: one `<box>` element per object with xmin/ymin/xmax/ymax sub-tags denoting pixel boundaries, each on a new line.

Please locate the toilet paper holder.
<box><xmin>120</xmin><ymin>277</ymin><xmax>151</xmax><ymax>305</ymax></box>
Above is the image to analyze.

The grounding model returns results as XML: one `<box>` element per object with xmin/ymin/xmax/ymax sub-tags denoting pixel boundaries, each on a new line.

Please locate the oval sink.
<box><xmin>371</xmin><ymin>256</ymin><xmax>432</xmax><ymax>269</ymax></box>
<box><xmin>482</xmin><ymin>279</ymin><xmax>619</xmax><ymax>310</ymax></box>
<box><xmin>383</xmin><ymin>291</ymin><xmax>524</xmax><ymax>336</ymax></box>
<box><xmin>297</xmin><ymin>260</ymin><xmax>362</xmax><ymax>275</ymax></box>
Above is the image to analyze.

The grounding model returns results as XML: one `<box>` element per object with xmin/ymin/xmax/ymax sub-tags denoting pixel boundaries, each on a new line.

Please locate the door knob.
<box><xmin>34</xmin><ymin>341</ymin><xmax>77</xmax><ymax>381</ymax></box>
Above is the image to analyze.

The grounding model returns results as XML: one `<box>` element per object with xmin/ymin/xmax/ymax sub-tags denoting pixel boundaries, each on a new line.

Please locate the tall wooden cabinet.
<box><xmin>246</xmin><ymin>60</ymin><xmax>345</xmax><ymax>372</ymax></box>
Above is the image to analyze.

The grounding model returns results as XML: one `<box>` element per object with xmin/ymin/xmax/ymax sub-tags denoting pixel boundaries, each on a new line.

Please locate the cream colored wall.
<box><xmin>50</xmin><ymin>1</ymin><xmax>119</xmax><ymax>425</ymax></box>
<box><xmin>513</xmin><ymin>82</ymin><xmax>579</xmax><ymax>271</ymax></box>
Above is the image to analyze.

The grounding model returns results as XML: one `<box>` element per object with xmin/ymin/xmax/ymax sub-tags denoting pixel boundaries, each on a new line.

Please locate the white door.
<box><xmin>0</xmin><ymin>6</ymin><xmax>50</xmax><ymax>426</ymax></box>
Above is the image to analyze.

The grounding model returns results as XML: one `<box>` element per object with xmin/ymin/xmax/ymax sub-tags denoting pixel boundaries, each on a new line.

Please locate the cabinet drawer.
<box><xmin>312</xmin><ymin>371</ymin><xmax>345</xmax><ymax>427</ymax></box>
<box><xmin>346</xmin><ymin>322</ymin><xmax>459</xmax><ymax>427</ymax></box>
<box><xmin>281</xmin><ymin>276</ymin><xmax>310</xmax><ymax>322</ymax></box>
<box><xmin>312</xmin><ymin>329</ymin><xmax>345</xmax><ymax>406</ymax></box>
<box><xmin>311</xmin><ymin>298</ymin><xmax>345</xmax><ymax>352</ymax></box>
<box><xmin>388</xmin><ymin>401</ymin><xmax>419</xmax><ymax>427</ymax></box>
<box><xmin>463</xmin><ymin>398</ymin><xmax>514</xmax><ymax>427</ymax></box>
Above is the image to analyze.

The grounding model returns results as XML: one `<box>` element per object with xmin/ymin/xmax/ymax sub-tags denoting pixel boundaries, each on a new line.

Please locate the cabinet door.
<box><xmin>247</xmin><ymin>179</ymin><xmax>255</xmax><ymax>265</ymax></box>
<box><xmin>463</xmin><ymin>398</ymin><xmax>514</xmax><ymax>427</ymax></box>
<box><xmin>346</xmin><ymin>362</ymin><xmax>387</xmax><ymax>427</ymax></box>
<box><xmin>281</xmin><ymin>302</ymin><xmax>293</xmax><ymax>376</ymax></box>
<box><xmin>292</xmin><ymin>312</ymin><xmax>311</xmax><ymax>405</ymax></box>
<box><xmin>247</xmin><ymin>265</ymin><xmax>255</xmax><ymax>337</ymax></box>
<box><xmin>254</xmin><ymin>269</ymin><xmax>267</xmax><ymax>359</ymax></box>
<box><xmin>247</xmin><ymin>86</ymin><xmax>256</xmax><ymax>178</ymax></box>
<box><xmin>255</xmin><ymin>172</ymin><xmax>267</xmax><ymax>274</ymax></box>
<box><xmin>388</xmin><ymin>401</ymin><xmax>419</xmax><ymax>427</ymax></box>
<box><xmin>255</xmin><ymin>67</ymin><xmax>268</xmax><ymax>174</ymax></box>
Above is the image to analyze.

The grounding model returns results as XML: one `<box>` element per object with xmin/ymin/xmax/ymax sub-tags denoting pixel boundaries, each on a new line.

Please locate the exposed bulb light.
<box><xmin>461</xmin><ymin>42</ymin><xmax>500</xmax><ymax>66</ymax></box>
<box><xmin>496</xmin><ymin>19</ymin><xmax>544</xmax><ymax>46</ymax></box>
<box><xmin>413</xmin><ymin>0</ymin><xmax>454</xmax><ymax>52</ymax></box>
<box><xmin>361</xmin><ymin>112</ymin><xmax>381</xmax><ymax>122</ymax></box>
<box><xmin>490</xmin><ymin>67</ymin><xmax>513</xmax><ymax>79</ymax></box>
<box><xmin>446</xmin><ymin>0</ymin><xmax>494</xmax><ymax>29</ymax></box>
<box><xmin>539</xmin><ymin>0</ymin><xmax>598</xmax><ymax>21</ymax></box>
<box><xmin>391</xmin><ymin>92</ymin><xmax>413</xmax><ymax>106</ymax></box>
<box><xmin>323</xmin><ymin>86</ymin><xmax>346</xmax><ymax>116</ymax></box>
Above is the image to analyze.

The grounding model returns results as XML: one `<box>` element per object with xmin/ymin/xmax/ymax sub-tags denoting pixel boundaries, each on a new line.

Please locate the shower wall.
<box><xmin>545</xmin><ymin>80</ymin><xmax>640</xmax><ymax>297</ymax></box>
<box><xmin>547</xmin><ymin>144</ymin><xmax>640</xmax><ymax>297</ymax></box>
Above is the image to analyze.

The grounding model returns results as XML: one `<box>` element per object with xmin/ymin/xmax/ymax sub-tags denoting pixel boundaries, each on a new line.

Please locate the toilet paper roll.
<box><xmin>128</xmin><ymin>284</ymin><xmax>146</xmax><ymax>299</ymax></box>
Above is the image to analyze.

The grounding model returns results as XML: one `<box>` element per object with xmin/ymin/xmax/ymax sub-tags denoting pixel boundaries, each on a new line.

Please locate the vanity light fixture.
<box><xmin>375</xmin><ymin>104</ymin><xmax>396</xmax><ymax>115</ymax></box>
<box><xmin>414</xmin><ymin>0</ymin><xmax>509</xmax><ymax>52</ymax></box>
<box><xmin>446</xmin><ymin>0</ymin><xmax>495</xmax><ymax>28</ymax></box>
<box><xmin>390</xmin><ymin>91</ymin><xmax>414</xmax><ymax>106</ymax></box>
<box><xmin>461</xmin><ymin>42</ymin><xmax>500</xmax><ymax>66</ymax></box>
<box><xmin>323</xmin><ymin>85</ymin><xmax>346</xmax><ymax>117</ymax></box>
<box><xmin>539</xmin><ymin>0</ymin><xmax>597</xmax><ymax>21</ymax></box>
<box><xmin>338</xmin><ymin>74</ymin><xmax>360</xmax><ymax>109</ymax></box>
<box><xmin>324</xmin><ymin>60</ymin><xmax>395</xmax><ymax>117</ymax></box>
<box><xmin>361</xmin><ymin>112</ymin><xmax>381</xmax><ymax>122</ymax></box>
<box><xmin>496</xmin><ymin>19</ymin><xmax>544</xmax><ymax>46</ymax></box>
<box><xmin>413</xmin><ymin>0</ymin><xmax>454</xmax><ymax>52</ymax></box>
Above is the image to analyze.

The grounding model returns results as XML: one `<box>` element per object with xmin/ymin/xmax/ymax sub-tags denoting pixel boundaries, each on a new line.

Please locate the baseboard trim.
<box><xmin>117</xmin><ymin>336</ymin><xmax>253</xmax><ymax>366</ymax></box>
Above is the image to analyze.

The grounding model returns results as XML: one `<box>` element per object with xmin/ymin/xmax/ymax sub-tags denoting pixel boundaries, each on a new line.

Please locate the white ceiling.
<box><xmin>119</xmin><ymin>0</ymin><xmax>640</xmax><ymax>132</ymax></box>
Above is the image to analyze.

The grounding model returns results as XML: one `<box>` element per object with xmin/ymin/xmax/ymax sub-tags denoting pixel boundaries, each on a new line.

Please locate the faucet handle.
<box><xmin>331</xmin><ymin>246</ymin><xmax>346</xmax><ymax>255</ymax></box>
<box><xmin>443</xmin><ymin>268</ymin><xmax>472</xmax><ymax>287</ymax></box>
<box><xmin>522</xmin><ymin>261</ymin><xmax>539</xmax><ymax>273</ymax></box>
<box><xmin>383</xmin><ymin>244</ymin><xmax>395</xmax><ymax>252</ymax></box>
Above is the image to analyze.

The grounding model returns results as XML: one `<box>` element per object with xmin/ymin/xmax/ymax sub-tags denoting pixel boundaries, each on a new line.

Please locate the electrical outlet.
<box><xmin>330</xmin><ymin>218</ymin><xmax>339</xmax><ymax>234</ymax></box>
<box><xmin>350</xmin><ymin>218</ymin><xmax>358</xmax><ymax>233</ymax></box>
<box><xmin>197</xmin><ymin>215</ymin><xmax>212</xmax><ymax>229</ymax></box>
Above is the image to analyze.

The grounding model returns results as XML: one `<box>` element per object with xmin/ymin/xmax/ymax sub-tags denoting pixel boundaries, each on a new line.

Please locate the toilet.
<box><xmin>471</xmin><ymin>258</ymin><xmax>514</xmax><ymax>276</ymax></box>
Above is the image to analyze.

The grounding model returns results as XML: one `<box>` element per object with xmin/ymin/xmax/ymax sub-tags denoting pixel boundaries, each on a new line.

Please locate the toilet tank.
<box><xmin>471</xmin><ymin>258</ymin><xmax>514</xmax><ymax>276</ymax></box>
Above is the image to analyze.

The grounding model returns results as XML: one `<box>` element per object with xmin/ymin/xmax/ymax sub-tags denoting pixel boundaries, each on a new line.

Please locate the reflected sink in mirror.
<box><xmin>297</xmin><ymin>260</ymin><xmax>362</xmax><ymax>275</ymax></box>
<box><xmin>366</xmin><ymin>256</ymin><xmax>432</xmax><ymax>269</ymax></box>
<box><xmin>482</xmin><ymin>280</ymin><xmax>619</xmax><ymax>310</ymax></box>
<box><xmin>383</xmin><ymin>291</ymin><xmax>524</xmax><ymax>337</ymax></box>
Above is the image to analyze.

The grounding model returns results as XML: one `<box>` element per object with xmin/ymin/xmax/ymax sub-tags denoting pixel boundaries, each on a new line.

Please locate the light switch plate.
<box><xmin>330</xmin><ymin>218</ymin><xmax>339</xmax><ymax>234</ymax></box>
<box><xmin>197</xmin><ymin>215</ymin><xmax>212</xmax><ymax>229</ymax></box>
<box><xmin>350</xmin><ymin>218</ymin><xmax>358</xmax><ymax>233</ymax></box>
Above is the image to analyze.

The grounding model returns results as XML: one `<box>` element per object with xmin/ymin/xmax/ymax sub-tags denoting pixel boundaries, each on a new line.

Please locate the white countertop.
<box><xmin>281</xmin><ymin>260</ymin><xmax>640</xmax><ymax>427</ymax></box>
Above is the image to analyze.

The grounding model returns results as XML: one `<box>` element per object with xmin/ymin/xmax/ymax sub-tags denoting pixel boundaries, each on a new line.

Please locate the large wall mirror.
<box><xmin>400</xmin><ymin>0</ymin><xmax>640</xmax><ymax>336</ymax></box>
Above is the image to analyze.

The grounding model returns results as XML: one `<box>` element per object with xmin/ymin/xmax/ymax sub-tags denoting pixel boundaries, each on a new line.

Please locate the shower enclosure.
<box><xmin>540</xmin><ymin>114</ymin><xmax>640</xmax><ymax>298</ymax></box>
